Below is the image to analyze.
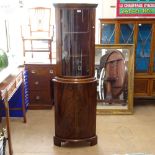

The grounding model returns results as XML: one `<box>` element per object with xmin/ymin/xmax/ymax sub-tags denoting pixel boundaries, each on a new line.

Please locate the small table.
<box><xmin>0</xmin><ymin>67</ymin><xmax>27</xmax><ymax>155</ymax></box>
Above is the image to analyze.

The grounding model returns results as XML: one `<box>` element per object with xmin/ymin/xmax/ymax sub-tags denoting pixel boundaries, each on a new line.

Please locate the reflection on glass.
<box><xmin>95</xmin><ymin>49</ymin><xmax>128</xmax><ymax>108</ymax></box>
<box><xmin>61</xmin><ymin>9</ymin><xmax>90</xmax><ymax>76</ymax></box>
<box><xmin>136</xmin><ymin>24</ymin><xmax>152</xmax><ymax>72</ymax></box>
<box><xmin>119</xmin><ymin>24</ymin><xmax>134</xmax><ymax>44</ymax></box>
<box><xmin>101</xmin><ymin>24</ymin><xmax>115</xmax><ymax>44</ymax></box>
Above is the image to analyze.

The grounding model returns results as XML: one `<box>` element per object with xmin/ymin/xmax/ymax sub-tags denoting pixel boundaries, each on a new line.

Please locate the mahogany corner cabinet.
<box><xmin>52</xmin><ymin>3</ymin><xmax>98</xmax><ymax>146</ymax></box>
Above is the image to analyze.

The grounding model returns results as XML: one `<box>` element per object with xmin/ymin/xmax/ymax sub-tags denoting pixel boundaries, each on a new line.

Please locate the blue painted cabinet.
<box><xmin>100</xmin><ymin>18</ymin><xmax>155</xmax><ymax>98</ymax></box>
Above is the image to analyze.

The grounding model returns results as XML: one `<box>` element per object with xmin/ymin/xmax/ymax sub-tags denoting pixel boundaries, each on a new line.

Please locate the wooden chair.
<box><xmin>28</xmin><ymin>7</ymin><xmax>52</xmax><ymax>37</ymax></box>
<box><xmin>21</xmin><ymin>7</ymin><xmax>54</xmax><ymax>62</ymax></box>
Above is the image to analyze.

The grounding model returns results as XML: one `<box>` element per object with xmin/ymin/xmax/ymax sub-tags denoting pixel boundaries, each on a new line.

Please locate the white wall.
<box><xmin>102</xmin><ymin>0</ymin><xmax>117</xmax><ymax>18</ymax></box>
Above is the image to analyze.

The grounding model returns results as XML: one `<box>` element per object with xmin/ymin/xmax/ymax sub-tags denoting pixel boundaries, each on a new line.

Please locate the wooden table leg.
<box><xmin>4</xmin><ymin>92</ymin><xmax>13</xmax><ymax>155</ymax></box>
<box><xmin>21</xmin><ymin>75</ymin><xmax>27</xmax><ymax>123</ymax></box>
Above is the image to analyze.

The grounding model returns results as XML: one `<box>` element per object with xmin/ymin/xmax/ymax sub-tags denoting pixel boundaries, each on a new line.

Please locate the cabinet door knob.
<box><xmin>49</xmin><ymin>70</ymin><xmax>53</xmax><ymax>74</ymax></box>
<box><xmin>36</xmin><ymin>96</ymin><xmax>40</xmax><ymax>100</ymax></box>
<box><xmin>35</xmin><ymin>81</ymin><xmax>39</xmax><ymax>85</ymax></box>
<box><xmin>31</xmin><ymin>70</ymin><xmax>36</xmax><ymax>74</ymax></box>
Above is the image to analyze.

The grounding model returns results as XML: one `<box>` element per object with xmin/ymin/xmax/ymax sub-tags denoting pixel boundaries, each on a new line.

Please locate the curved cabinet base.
<box><xmin>54</xmin><ymin>135</ymin><xmax>97</xmax><ymax>147</ymax></box>
<box><xmin>53</xmin><ymin>78</ymin><xmax>97</xmax><ymax>147</ymax></box>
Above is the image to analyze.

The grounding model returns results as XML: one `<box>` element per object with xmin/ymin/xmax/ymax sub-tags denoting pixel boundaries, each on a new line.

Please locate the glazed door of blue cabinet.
<box><xmin>119</xmin><ymin>24</ymin><xmax>134</xmax><ymax>44</ymax></box>
<box><xmin>135</xmin><ymin>24</ymin><xmax>152</xmax><ymax>73</ymax></box>
<box><xmin>101</xmin><ymin>24</ymin><xmax>115</xmax><ymax>44</ymax></box>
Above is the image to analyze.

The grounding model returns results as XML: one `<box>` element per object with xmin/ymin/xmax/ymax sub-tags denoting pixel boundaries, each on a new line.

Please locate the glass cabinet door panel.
<box><xmin>61</xmin><ymin>9</ymin><xmax>90</xmax><ymax>76</ymax></box>
<box><xmin>136</xmin><ymin>24</ymin><xmax>152</xmax><ymax>73</ymax></box>
<box><xmin>101</xmin><ymin>24</ymin><xmax>115</xmax><ymax>44</ymax></box>
<box><xmin>119</xmin><ymin>24</ymin><xmax>134</xmax><ymax>44</ymax></box>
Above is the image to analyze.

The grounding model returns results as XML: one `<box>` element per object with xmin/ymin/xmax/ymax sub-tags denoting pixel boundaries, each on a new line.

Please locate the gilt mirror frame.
<box><xmin>95</xmin><ymin>44</ymin><xmax>134</xmax><ymax>114</ymax></box>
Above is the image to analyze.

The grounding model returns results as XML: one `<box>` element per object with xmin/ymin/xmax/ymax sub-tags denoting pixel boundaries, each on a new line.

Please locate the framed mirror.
<box><xmin>95</xmin><ymin>44</ymin><xmax>134</xmax><ymax>114</ymax></box>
